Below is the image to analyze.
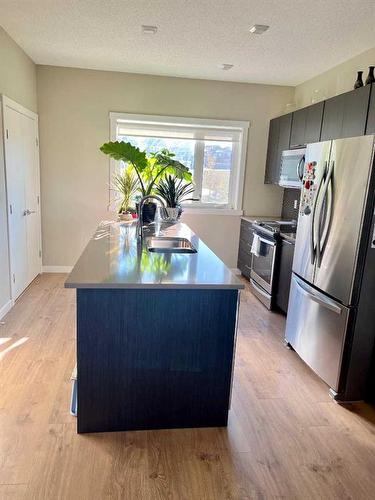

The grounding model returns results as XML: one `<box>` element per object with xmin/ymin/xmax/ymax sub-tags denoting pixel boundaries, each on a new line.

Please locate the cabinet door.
<box><xmin>264</xmin><ymin>113</ymin><xmax>292</xmax><ymax>185</ymax></box>
<box><xmin>276</xmin><ymin>239</ymin><xmax>295</xmax><ymax>314</ymax></box>
<box><xmin>290</xmin><ymin>108</ymin><xmax>306</xmax><ymax>148</ymax></box>
<box><xmin>342</xmin><ymin>85</ymin><xmax>370</xmax><ymax>138</ymax></box>
<box><xmin>305</xmin><ymin>102</ymin><xmax>324</xmax><ymax>144</ymax></box>
<box><xmin>320</xmin><ymin>94</ymin><xmax>345</xmax><ymax>140</ymax></box>
<box><xmin>290</xmin><ymin>103</ymin><xmax>324</xmax><ymax>148</ymax></box>
<box><xmin>237</xmin><ymin>220</ymin><xmax>254</xmax><ymax>279</ymax></box>
<box><xmin>321</xmin><ymin>86</ymin><xmax>370</xmax><ymax>140</ymax></box>
<box><xmin>278</xmin><ymin>113</ymin><xmax>292</xmax><ymax>153</ymax></box>
<box><xmin>264</xmin><ymin>118</ymin><xmax>280</xmax><ymax>184</ymax></box>
<box><xmin>366</xmin><ymin>84</ymin><xmax>375</xmax><ymax>135</ymax></box>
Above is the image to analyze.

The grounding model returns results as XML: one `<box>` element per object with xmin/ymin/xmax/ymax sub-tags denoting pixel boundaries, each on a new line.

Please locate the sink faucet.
<box><xmin>137</xmin><ymin>194</ymin><xmax>168</xmax><ymax>240</ymax></box>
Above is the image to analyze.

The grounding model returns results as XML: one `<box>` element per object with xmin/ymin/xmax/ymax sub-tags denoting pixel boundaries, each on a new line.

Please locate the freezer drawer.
<box><xmin>285</xmin><ymin>274</ymin><xmax>350</xmax><ymax>391</ymax></box>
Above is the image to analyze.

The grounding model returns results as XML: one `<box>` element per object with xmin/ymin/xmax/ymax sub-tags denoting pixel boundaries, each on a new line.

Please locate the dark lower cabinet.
<box><xmin>276</xmin><ymin>238</ymin><xmax>295</xmax><ymax>314</ymax></box>
<box><xmin>237</xmin><ymin>219</ymin><xmax>253</xmax><ymax>279</ymax></box>
<box><xmin>366</xmin><ymin>84</ymin><xmax>375</xmax><ymax>135</ymax></box>
<box><xmin>321</xmin><ymin>85</ymin><xmax>371</xmax><ymax>141</ymax></box>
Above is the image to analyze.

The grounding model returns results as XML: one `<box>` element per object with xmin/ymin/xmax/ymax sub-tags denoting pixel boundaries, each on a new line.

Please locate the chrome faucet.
<box><xmin>137</xmin><ymin>194</ymin><xmax>167</xmax><ymax>239</ymax></box>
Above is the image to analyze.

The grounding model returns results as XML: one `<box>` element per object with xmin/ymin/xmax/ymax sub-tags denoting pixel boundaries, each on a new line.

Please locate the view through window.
<box><xmin>111</xmin><ymin>114</ymin><xmax>248</xmax><ymax>210</ymax></box>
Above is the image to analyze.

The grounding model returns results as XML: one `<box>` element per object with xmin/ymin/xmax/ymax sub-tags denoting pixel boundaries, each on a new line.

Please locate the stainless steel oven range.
<box><xmin>249</xmin><ymin>220</ymin><xmax>296</xmax><ymax>309</ymax></box>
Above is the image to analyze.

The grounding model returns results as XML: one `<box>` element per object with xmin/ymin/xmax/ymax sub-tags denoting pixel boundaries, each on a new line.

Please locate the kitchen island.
<box><xmin>65</xmin><ymin>220</ymin><xmax>243</xmax><ymax>433</ymax></box>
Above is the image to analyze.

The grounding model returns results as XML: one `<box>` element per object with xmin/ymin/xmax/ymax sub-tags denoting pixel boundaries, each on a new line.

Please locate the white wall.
<box><xmin>0</xmin><ymin>27</ymin><xmax>37</xmax><ymax>315</ymax></box>
<box><xmin>37</xmin><ymin>65</ymin><xmax>294</xmax><ymax>268</ymax></box>
<box><xmin>294</xmin><ymin>46</ymin><xmax>375</xmax><ymax>109</ymax></box>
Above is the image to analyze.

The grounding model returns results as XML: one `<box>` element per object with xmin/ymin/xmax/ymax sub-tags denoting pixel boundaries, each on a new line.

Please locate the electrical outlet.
<box><xmin>293</xmin><ymin>199</ymin><xmax>298</xmax><ymax>210</ymax></box>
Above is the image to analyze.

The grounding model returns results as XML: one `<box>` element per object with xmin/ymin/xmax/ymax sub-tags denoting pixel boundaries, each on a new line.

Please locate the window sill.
<box><xmin>181</xmin><ymin>208</ymin><xmax>244</xmax><ymax>216</ymax></box>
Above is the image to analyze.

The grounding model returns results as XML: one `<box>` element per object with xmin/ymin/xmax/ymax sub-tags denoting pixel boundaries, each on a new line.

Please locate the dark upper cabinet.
<box><xmin>290</xmin><ymin>102</ymin><xmax>324</xmax><ymax>148</ymax></box>
<box><xmin>290</xmin><ymin>108</ymin><xmax>306</xmax><ymax>148</ymax></box>
<box><xmin>321</xmin><ymin>85</ymin><xmax>371</xmax><ymax>141</ymax></box>
<box><xmin>264</xmin><ymin>118</ymin><xmax>280</xmax><ymax>184</ymax></box>
<box><xmin>366</xmin><ymin>84</ymin><xmax>375</xmax><ymax>135</ymax></box>
<box><xmin>278</xmin><ymin>113</ymin><xmax>293</xmax><ymax>152</ymax></box>
<box><xmin>264</xmin><ymin>113</ymin><xmax>292</xmax><ymax>184</ymax></box>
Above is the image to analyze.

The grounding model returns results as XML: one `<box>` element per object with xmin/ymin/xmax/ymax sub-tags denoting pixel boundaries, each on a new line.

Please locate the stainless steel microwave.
<box><xmin>279</xmin><ymin>148</ymin><xmax>306</xmax><ymax>188</ymax></box>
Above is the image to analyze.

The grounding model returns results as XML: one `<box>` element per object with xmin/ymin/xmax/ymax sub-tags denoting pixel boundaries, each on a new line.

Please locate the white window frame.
<box><xmin>109</xmin><ymin>112</ymin><xmax>249</xmax><ymax>215</ymax></box>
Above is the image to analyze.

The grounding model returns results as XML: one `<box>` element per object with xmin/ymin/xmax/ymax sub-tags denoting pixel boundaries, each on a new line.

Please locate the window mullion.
<box><xmin>193</xmin><ymin>140</ymin><xmax>204</xmax><ymax>201</ymax></box>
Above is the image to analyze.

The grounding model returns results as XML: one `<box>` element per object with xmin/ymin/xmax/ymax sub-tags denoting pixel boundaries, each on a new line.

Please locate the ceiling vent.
<box><xmin>249</xmin><ymin>24</ymin><xmax>269</xmax><ymax>35</ymax></box>
<box><xmin>142</xmin><ymin>25</ymin><xmax>158</xmax><ymax>35</ymax></box>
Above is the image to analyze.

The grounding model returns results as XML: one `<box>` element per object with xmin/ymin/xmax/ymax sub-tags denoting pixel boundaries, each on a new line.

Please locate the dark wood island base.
<box><xmin>76</xmin><ymin>288</ymin><xmax>239</xmax><ymax>433</ymax></box>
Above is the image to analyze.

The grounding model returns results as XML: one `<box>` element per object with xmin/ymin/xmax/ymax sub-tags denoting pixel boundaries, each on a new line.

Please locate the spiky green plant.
<box><xmin>155</xmin><ymin>175</ymin><xmax>196</xmax><ymax>208</ymax></box>
<box><xmin>112</xmin><ymin>167</ymin><xmax>139</xmax><ymax>213</ymax></box>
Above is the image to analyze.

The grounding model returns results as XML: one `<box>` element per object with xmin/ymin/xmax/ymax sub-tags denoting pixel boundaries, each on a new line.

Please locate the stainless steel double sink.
<box><xmin>146</xmin><ymin>236</ymin><xmax>197</xmax><ymax>254</ymax></box>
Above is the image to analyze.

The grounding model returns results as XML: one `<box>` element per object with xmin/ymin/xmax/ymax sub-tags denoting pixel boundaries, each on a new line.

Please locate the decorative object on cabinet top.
<box><xmin>365</xmin><ymin>66</ymin><xmax>375</xmax><ymax>85</ymax></box>
<box><xmin>354</xmin><ymin>71</ymin><xmax>364</xmax><ymax>89</ymax></box>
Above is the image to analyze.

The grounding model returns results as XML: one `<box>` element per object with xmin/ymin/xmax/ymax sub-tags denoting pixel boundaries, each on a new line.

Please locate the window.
<box><xmin>109</xmin><ymin>113</ymin><xmax>249</xmax><ymax>213</ymax></box>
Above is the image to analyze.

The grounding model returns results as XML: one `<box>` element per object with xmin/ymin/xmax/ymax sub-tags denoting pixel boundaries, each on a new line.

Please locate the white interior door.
<box><xmin>23</xmin><ymin>111</ymin><xmax>41</xmax><ymax>283</ymax></box>
<box><xmin>2</xmin><ymin>96</ymin><xmax>41</xmax><ymax>300</ymax></box>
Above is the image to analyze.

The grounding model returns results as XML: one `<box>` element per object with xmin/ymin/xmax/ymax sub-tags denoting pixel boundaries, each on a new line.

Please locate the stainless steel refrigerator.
<box><xmin>285</xmin><ymin>135</ymin><xmax>375</xmax><ymax>401</ymax></box>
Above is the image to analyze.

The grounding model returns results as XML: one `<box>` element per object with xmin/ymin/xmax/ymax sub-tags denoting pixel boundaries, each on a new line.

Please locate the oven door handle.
<box><xmin>250</xmin><ymin>278</ymin><xmax>270</xmax><ymax>299</ymax></box>
<box><xmin>255</xmin><ymin>235</ymin><xmax>276</xmax><ymax>246</ymax></box>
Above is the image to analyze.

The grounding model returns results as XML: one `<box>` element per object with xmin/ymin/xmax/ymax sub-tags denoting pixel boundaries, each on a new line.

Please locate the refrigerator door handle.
<box><xmin>310</xmin><ymin>161</ymin><xmax>327</xmax><ymax>265</ymax></box>
<box><xmin>317</xmin><ymin>160</ymin><xmax>334</xmax><ymax>267</ymax></box>
<box><xmin>293</xmin><ymin>275</ymin><xmax>342</xmax><ymax>315</ymax></box>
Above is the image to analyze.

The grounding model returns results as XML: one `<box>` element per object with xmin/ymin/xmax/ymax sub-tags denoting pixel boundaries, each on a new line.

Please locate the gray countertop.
<box><xmin>65</xmin><ymin>220</ymin><xmax>244</xmax><ymax>290</ymax></box>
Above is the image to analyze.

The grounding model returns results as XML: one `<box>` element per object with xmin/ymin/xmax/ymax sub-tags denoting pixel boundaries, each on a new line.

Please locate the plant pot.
<box><xmin>165</xmin><ymin>207</ymin><xmax>180</xmax><ymax>222</ymax></box>
<box><xmin>142</xmin><ymin>202</ymin><xmax>157</xmax><ymax>223</ymax></box>
<box><xmin>119</xmin><ymin>212</ymin><xmax>133</xmax><ymax>222</ymax></box>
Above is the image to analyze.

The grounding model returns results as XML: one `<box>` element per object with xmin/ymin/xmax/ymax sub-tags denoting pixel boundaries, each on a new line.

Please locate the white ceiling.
<box><xmin>1</xmin><ymin>0</ymin><xmax>375</xmax><ymax>86</ymax></box>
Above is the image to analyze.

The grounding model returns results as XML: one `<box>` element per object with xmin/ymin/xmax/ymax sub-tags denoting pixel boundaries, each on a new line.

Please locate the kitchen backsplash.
<box><xmin>281</xmin><ymin>188</ymin><xmax>300</xmax><ymax>220</ymax></box>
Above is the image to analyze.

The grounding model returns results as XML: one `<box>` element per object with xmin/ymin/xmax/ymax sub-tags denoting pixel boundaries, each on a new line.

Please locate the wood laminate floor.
<box><xmin>1</xmin><ymin>274</ymin><xmax>375</xmax><ymax>499</ymax></box>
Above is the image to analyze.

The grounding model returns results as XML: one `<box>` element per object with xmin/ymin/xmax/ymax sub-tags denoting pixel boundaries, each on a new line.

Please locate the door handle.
<box><xmin>316</xmin><ymin>160</ymin><xmax>334</xmax><ymax>267</ymax></box>
<box><xmin>24</xmin><ymin>209</ymin><xmax>36</xmax><ymax>216</ymax></box>
<box><xmin>310</xmin><ymin>161</ymin><xmax>327</xmax><ymax>264</ymax></box>
<box><xmin>293</xmin><ymin>275</ymin><xmax>342</xmax><ymax>314</ymax></box>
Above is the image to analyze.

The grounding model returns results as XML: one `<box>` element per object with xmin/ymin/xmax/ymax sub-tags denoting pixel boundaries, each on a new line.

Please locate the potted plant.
<box><xmin>155</xmin><ymin>175</ymin><xmax>196</xmax><ymax>221</ymax></box>
<box><xmin>100</xmin><ymin>141</ymin><xmax>192</xmax><ymax>223</ymax></box>
<box><xmin>111</xmin><ymin>166</ymin><xmax>139</xmax><ymax>220</ymax></box>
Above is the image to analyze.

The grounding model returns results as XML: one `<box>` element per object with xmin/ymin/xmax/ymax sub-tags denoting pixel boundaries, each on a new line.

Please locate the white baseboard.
<box><xmin>0</xmin><ymin>299</ymin><xmax>13</xmax><ymax>320</ymax></box>
<box><xmin>231</xmin><ymin>268</ymin><xmax>241</xmax><ymax>275</ymax></box>
<box><xmin>42</xmin><ymin>266</ymin><xmax>73</xmax><ymax>273</ymax></box>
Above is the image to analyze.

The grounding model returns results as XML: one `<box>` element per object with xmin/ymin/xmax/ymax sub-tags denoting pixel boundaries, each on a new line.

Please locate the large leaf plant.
<box><xmin>100</xmin><ymin>141</ymin><xmax>192</xmax><ymax>197</ymax></box>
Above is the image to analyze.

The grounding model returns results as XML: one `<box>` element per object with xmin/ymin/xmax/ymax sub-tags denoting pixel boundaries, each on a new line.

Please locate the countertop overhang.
<box><xmin>65</xmin><ymin>220</ymin><xmax>244</xmax><ymax>290</ymax></box>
